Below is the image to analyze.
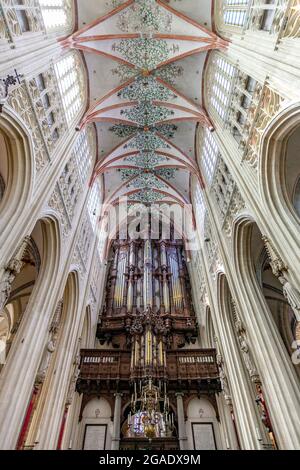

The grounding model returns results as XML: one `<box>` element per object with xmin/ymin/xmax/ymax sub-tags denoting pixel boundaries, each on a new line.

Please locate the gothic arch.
<box><xmin>0</xmin><ymin>110</ymin><xmax>34</xmax><ymax>245</ymax></box>
<box><xmin>215</xmin><ymin>269</ymin><xmax>277</xmax><ymax>449</ymax></box>
<box><xmin>259</xmin><ymin>102</ymin><xmax>300</xmax><ymax>271</ymax></box>
<box><xmin>231</xmin><ymin>214</ymin><xmax>288</xmax><ymax>340</ymax></box>
<box><xmin>27</xmin><ymin>270</ymin><xmax>81</xmax><ymax>450</ymax></box>
<box><xmin>231</xmin><ymin>215</ymin><xmax>300</xmax><ymax>448</ymax></box>
<box><xmin>233</xmin><ymin>216</ymin><xmax>299</xmax><ymax>373</ymax></box>
<box><xmin>0</xmin><ymin>215</ymin><xmax>62</xmax><ymax>449</ymax></box>
<box><xmin>0</xmin><ymin>216</ymin><xmax>61</xmax><ymax>375</ymax></box>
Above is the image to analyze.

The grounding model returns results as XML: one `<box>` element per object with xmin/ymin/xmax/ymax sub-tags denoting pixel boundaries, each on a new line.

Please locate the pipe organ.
<box><xmin>99</xmin><ymin>229</ymin><xmax>197</xmax><ymax>370</ymax></box>
<box><xmin>77</xmin><ymin>227</ymin><xmax>220</xmax><ymax>449</ymax></box>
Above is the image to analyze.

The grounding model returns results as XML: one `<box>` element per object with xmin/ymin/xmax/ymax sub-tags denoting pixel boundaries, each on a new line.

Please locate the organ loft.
<box><xmin>76</xmin><ymin>221</ymin><xmax>220</xmax><ymax>450</ymax></box>
<box><xmin>1</xmin><ymin>0</ymin><xmax>300</xmax><ymax>453</ymax></box>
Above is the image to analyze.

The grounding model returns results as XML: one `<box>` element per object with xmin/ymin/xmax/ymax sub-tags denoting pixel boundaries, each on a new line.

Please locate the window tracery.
<box><xmin>210</xmin><ymin>157</ymin><xmax>235</xmax><ymax>222</ymax></box>
<box><xmin>39</xmin><ymin>0</ymin><xmax>73</xmax><ymax>33</ymax></box>
<box><xmin>28</xmin><ymin>69</ymin><xmax>66</xmax><ymax>146</ymax></box>
<box><xmin>206</xmin><ymin>55</ymin><xmax>236</xmax><ymax>121</ymax></box>
<box><xmin>198</xmin><ymin>128</ymin><xmax>219</xmax><ymax>185</ymax></box>
<box><xmin>54</xmin><ymin>53</ymin><xmax>86</xmax><ymax>125</ymax></box>
<box><xmin>0</xmin><ymin>0</ymin><xmax>73</xmax><ymax>42</ymax></box>
<box><xmin>223</xmin><ymin>0</ymin><xmax>249</xmax><ymax>28</ymax></box>
<box><xmin>87</xmin><ymin>180</ymin><xmax>102</xmax><ymax>232</ymax></box>
<box><xmin>205</xmin><ymin>52</ymin><xmax>285</xmax><ymax>167</ymax></box>
<box><xmin>193</xmin><ymin>183</ymin><xmax>206</xmax><ymax>235</ymax></box>
<box><xmin>7</xmin><ymin>65</ymin><xmax>68</xmax><ymax>172</ymax></box>
<box><xmin>216</xmin><ymin>0</ymin><xmax>294</xmax><ymax>37</ymax></box>
<box><xmin>74</xmin><ymin>126</ymin><xmax>96</xmax><ymax>186</ymax></box>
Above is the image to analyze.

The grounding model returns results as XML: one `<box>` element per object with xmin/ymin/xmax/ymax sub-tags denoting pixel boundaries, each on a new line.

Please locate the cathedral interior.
<box><xmin>0</xmin><ymin>0</ymin><xmax>300</xmax><ymax>451</ymax></box>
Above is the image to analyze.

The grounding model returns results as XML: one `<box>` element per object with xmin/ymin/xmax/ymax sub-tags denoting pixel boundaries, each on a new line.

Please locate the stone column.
<box><xmin>111</xmin><ymin>393</ymin><xmax>122</xmax><ymax>450</ymax></box>
<box><xmin>176</xmin><ymin>393</ymin><xmax>187</xmax><ymax>450</ymax></box>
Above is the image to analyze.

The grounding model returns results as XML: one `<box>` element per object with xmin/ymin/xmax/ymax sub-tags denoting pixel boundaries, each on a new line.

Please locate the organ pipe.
<box><xmin>102</xmin><ymin>230</ymin><xmax>196</xmax><ymax>380</ymax></box>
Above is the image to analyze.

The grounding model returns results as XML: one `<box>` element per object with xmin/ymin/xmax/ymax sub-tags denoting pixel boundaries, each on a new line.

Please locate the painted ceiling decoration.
<box><xmin>68</xmin><ymin>0</ymin><xmax>227</xmax><ymax>206</ymax></box>
<box><xmin>128</xmin><ymin>190</ymin><xmax>165</xmax><ymax>203</ymax></box>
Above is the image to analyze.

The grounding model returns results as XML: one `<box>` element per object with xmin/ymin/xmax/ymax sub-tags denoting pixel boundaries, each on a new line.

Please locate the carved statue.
<box><xmin>0</xmin><ymin>270</ymin><xmax>15</xmax><ymax>312</ymax></box>
<box><xmin>66</xmin><ymin>368</ymin><xmax>79</xmax><ymax>406</ymax></box>
<box><xmin>36</xmin><ymin>336</ymin><xmax>56</xmax><ymax>384</ymax></box>
<box><xmin>35</xmin><ymin>300</ymin><xmax>64</xmax><ymax>384</ymax></box>
<box><xmin>278</xmin><ymin>276</ymin><xmax>300</xmax><ymax>322</ymax></box>
<box><xmin>50</xmin><ymin>300</ymin><xmax>63</xmax><ymax>331</ymax></box>
<box><xmin>66</xmin><ymin>338</ymin><xmax>82</xmax><ymax>406</ymax></box>
<box><xmin>262</xmin><ymin>235</ymin><xmax>287</xmax><ymax>277</ymax></box>
<box><xmin>216</xmin><ymin>354</ymin><xmax>232</xmax><ymax>405</ymax></box>
<box><xmin>231</xmin><ymin>299</ymin><xmax>260</xmax><ymax>382</ymax></box>
<box><xmin>0</xmin><ymin>236</ymin><xmax>31</xmax><ymax>311</ymax></box>
<box><xmin>130</xmin><ymin>314</ymin><xmax>144</xmax><ymax>335</ymax></box>
<box><xmin>237</xmin><ymin>329</ymin><xmax>260</xmax><ymax>382</ymax></box>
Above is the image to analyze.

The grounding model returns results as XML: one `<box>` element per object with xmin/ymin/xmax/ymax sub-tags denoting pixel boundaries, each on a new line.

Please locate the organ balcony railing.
<box><xmin>76</xmin><ymin>349</ymin><xmax>221</xmax><ymax>394</ymax></box>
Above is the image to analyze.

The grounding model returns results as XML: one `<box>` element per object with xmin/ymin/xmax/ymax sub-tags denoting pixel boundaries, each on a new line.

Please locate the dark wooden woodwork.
<box><xmin>77</xmin><ymin>232</ymin><xmax>221</xmax><ymax>400</ymax></box>
<box><xmin>120</xmin><ymin>437</ymin><xmax>179</xmax><ymax>450</ymax></box>
<box><xmin>76</xmin><ymin>348</ymin><xmax>221</xmax><ymax>394</ymax></box>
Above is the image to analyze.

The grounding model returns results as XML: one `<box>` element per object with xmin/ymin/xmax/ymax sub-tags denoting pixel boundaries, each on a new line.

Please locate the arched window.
<box><xmin>209</xmin><ymin>56</ymin><xmax>236</xmax><ymax>121</ymax></box>
<box><xmin>223</xmin><ymin>1</ymin><xmax>249</xmax><ymax>28</ymax></box>
<box><xmin>54</xmin><ymin>53</ymin><xmax>85</xmax><ymax>125</ymax></box>
<box><xmin>74</xmin><ymin>127</ymin><xmax>96</xmax><ymax>186</ymax></box>
<box><xmin>193</xmin><ymin>183</ymin><xmax>206</xmax><ymax>233</ymax></box>
<box><xmin>39</xmin><ymin>0</ymin><xmax>73</xmax><ymax>34</ymax></box>
<box><xmin>0</xmin><ymin>1</ymin><xmax>74</xmax><ymax>39</ymax></box>
<box><xmin>97</xmin><ymin>231</ymin><xmax>107</xmax><ymax>260</ymax></box>
<box><xmin>217</xmin><ymin>0</ymin><xmax>288</xmax><ymax>36</ymax></box>
<box><xmin>205</xmin><ymin>53</ymin><xmax>284</xmax><ymax>167</ymax></box>
<box><xmin>87</xmin><ymin>181</ymin><xmax>102</xmax><ymax>231</ymax></box>
<box><xmin>199</xmin><ymin>129</ymin><xmax>219</xmax><ymax>185</ymax></box>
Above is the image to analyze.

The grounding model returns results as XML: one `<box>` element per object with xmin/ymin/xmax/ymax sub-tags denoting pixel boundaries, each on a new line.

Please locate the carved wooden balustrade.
<box><xmin>97</xmin><ymin>314</ymin><xmax>198</xmax><ymax>337</ymax></box>
<box><xmin>167</xmin><ymin>349</ymin><xmax>220</xmax><ymax>383</ymax></box>
<box><xmin>76</xmin><ymin>348</ymin><xmax>221</xmax><ymax>394</ymax></box>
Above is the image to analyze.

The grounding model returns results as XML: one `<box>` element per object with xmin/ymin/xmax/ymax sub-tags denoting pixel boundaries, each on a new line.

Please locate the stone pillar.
<box><xmin>176</xmin><ymin>393</ymin><xmax>187</xmax><ymax>450</ymax></box>
<box><xmin>111</xmin><ymin>393</ymin><xmax>122</xmax><ymax>451</ymax></box>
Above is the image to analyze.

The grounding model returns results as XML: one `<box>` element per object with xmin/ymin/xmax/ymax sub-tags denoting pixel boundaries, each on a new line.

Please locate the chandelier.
<box><xmin>127</xmin><ymin>378</ymin><xmax>175</xmax><ymax>440</ymax></box>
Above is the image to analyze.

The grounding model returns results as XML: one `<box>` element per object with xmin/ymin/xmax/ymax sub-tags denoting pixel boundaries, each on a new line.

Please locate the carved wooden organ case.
<box><xmin>97</xmin><ymin>229</ymin><xmax>198</xmax><ymax>382</ymax></box>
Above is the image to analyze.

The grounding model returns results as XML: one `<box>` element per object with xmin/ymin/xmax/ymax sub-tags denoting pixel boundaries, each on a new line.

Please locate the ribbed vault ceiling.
<box><xmin>69</xmin><ymin>0</ymin><xmax>226</xmax><ymax>206</ymax></box>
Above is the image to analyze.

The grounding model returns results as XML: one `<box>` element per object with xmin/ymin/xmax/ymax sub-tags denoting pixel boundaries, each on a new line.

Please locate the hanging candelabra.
<box><xmin>127</xmin><ymin>378</ymin><xmax>175</xmax><ymax>440</ymax></box>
